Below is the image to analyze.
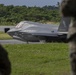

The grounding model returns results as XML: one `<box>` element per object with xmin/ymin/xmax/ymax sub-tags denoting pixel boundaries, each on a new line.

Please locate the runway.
<box><xmin>0</xmin><ymin>40</ymin><xmax>42</xmax><ymax>44</ymax></box>
<box><xmin>0</xmin><ymin>40</ymin><xmax>27</xmax><ymax>44</ymax></box>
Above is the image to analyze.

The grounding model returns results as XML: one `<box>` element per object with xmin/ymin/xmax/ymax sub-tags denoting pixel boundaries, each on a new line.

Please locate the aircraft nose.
<box><xmin>7</xmin><ymin>28</ymin><xmax>16</xmax><ymax>32</ymax></box>
<box><xmin>7</xmin><ymin>29</ymin><xmax>18</xmax><ymax>36</ymax></box>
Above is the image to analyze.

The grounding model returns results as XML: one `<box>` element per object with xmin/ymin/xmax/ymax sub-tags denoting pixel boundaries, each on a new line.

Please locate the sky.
<box><xmin>0</xmin><ymin>0</ymin><xmax>61</xmax><ymax>7</ymax></box>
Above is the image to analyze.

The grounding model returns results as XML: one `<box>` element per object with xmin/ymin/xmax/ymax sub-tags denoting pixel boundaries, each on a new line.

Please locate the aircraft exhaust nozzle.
<box><xmin>4</xmin><ymin>28</ymin><xmax>10</xmax><ymax>33</ymax></box>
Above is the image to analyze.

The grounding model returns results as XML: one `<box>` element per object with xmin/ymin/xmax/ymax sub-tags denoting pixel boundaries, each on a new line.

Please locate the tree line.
<box><xmin>0</xmin><ymin>4</ymin><xmax>61</xmax><ymax>25</ymax></box>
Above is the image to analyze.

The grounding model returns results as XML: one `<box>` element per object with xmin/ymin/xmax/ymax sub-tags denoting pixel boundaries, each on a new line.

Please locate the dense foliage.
<box><xmin>0</xmin><ymin>4</ymin><xmax>60</xmax><ymax>25</ymax></box>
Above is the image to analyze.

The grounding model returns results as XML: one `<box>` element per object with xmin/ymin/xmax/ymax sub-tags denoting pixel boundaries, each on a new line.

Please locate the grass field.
<box><xmin>3</xmin><ymin>43</ymin><xmax>71</xmax><ymax>75</ymax></box>
<box><xmin>0</xmin><ymin>32</ymin><xmax>12</xmax><ymax>40</ymax></box>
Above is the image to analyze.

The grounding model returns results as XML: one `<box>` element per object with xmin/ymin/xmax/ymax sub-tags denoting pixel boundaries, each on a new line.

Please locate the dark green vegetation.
<box><xmin>0</xmin><ymin>4</ymin><xmax>60</xmax><ymax>25</ymax></box>
<box><xmin>3</xmin><ymin>43</ymin><xmax>71</xmax><ymax>75</ymax></box>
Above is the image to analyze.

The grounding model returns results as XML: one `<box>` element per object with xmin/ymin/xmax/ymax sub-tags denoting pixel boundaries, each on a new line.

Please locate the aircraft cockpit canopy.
<box><xmin>15</xmin><ymin>21</ymin><xmax>25</xmax><ymax>29</ymax></box>
<box><xmin>15</xmin><ymin>21</ymin><xmax>38</xmax><ymax>29</ymax></box>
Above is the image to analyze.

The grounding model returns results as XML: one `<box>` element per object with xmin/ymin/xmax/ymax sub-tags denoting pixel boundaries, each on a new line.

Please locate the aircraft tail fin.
<box><xmin>58</xmin><ymin>17</ymin><xmax>71</xmax><ymax>32</ymax></box>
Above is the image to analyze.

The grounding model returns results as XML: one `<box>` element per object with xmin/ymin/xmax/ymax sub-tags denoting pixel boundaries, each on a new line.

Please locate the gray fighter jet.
<box><xmin>5</xmin><ymin>17</ymin><xmax>71</xmax><ymax>42</ymax></box>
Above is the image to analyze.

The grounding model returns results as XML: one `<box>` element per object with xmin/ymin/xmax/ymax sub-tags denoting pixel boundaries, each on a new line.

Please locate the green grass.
<box><xmin>3</xmin><ymin>43</ymin><xmax>71</xmax><ymax>75</ymax></box>
<box><xmin>0</xmin><ymin>32</ymin><xmax>12</xmax><ymax>40</ymax></box>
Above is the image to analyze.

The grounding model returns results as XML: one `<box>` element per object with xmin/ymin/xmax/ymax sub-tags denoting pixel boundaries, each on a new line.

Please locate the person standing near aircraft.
<box><xmin>60</xmin><ymin>0</ymin><xmax>76</xmax><ymax>75</ymax></box>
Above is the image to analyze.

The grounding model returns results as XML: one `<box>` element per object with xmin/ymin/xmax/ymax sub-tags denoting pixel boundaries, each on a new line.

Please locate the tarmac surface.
<box><xmin>0</xmin><ymin>40</ymin><xmax>27</xmax><ymax>44</ymax></box>
<box><xmin>0</xmin><ymin>40</ymin><xmax>43</xmax><ymax>44</ymax></box>
<box><xmin>0</xmin><ymin>26</ymin><xmax>15</xmax><ymax>31</ymax></box>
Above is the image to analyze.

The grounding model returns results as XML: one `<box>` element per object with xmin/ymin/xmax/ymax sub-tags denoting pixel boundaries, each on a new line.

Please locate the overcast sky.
<box><xmin>0</xmin><ymin>0</ymin><xmax>61</xmax><ymax>7</ymax></box>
